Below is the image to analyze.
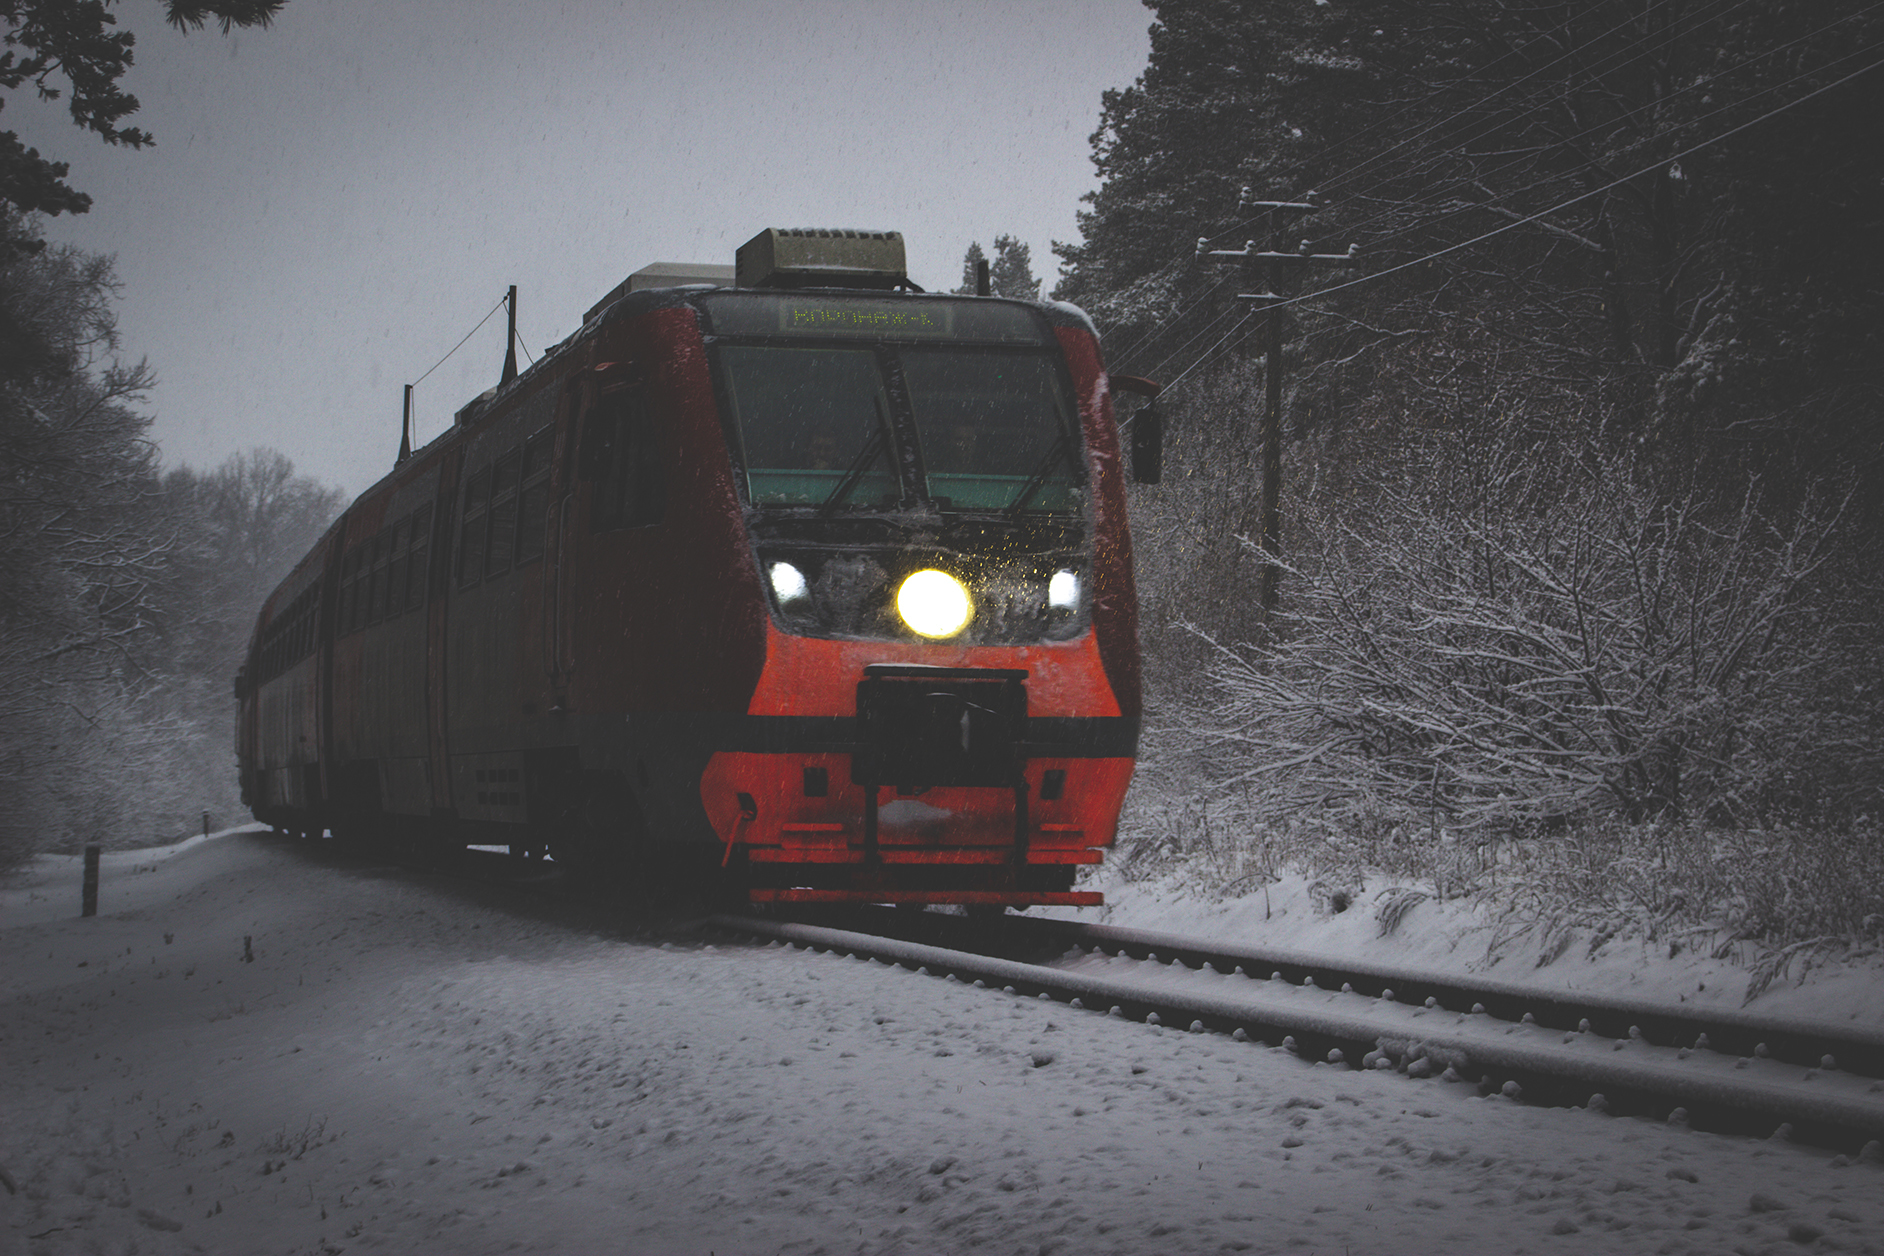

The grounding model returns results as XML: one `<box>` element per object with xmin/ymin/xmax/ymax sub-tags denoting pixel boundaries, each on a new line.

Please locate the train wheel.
<box><xmin>551</xmin><ymin>777</ymin><xmax>642</xmax><ymax>894</ymax></box>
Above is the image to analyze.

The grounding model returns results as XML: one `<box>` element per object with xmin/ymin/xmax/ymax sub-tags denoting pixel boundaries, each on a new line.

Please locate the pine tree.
<box><xmin>1053</xmin><ymin>0</ymin><xmax>1884</xmax><ymax>488</ymax></box>
<box><xmin>955</xmin><ymin>240</ymin><xmax>988</xmax><ymax>295</ymax></box>
<box><xmin>990</xmin><ymin>236</ymin><xmax>1040</xmax><ymax>300</ymax></box>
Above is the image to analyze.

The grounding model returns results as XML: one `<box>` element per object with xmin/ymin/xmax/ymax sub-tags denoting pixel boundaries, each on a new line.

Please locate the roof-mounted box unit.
<box><xmin>735</xmin><ymin>228</ymin><xmax>907</xmax><ymax>291</ymax></box>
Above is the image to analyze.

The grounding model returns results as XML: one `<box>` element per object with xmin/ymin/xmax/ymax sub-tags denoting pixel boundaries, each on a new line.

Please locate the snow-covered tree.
<box><xmin>954</xmin><ymin>240</ymin><xmax>988</xmax><ymax>295</ymax></box>
<box><xmin>989</xmin><ymin>235</ymin><xmax>1040</xmax><ymax>301</ymax></box>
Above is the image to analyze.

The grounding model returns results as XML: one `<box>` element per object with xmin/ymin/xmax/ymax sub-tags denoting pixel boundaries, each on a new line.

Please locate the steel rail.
<box><xmin>848</xmin><ymin>907</ymin><xmax>1884</xmax><ymax>1079</ymax></box>
<box><xmin>709</xmin><ymin>913</ymin><xmax>1884</xmax><ymax>1155</ymax></box>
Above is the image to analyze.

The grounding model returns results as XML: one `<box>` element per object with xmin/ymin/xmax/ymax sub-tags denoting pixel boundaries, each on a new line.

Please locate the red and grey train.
<box><xmin>236</xmin><ymin>228</ymin><xmax>1158</xmax><ymax>908</ymax></box>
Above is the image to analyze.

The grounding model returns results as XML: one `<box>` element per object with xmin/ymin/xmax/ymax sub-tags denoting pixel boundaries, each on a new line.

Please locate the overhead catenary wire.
<box><xmin>411</xmin><ymin>293</ymin><xmax>509</xmax><ymax>388</ymax></box>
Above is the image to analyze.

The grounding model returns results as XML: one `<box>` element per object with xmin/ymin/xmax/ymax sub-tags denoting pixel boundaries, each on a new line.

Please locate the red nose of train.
<box><xmin>701</xmin><ymin>629</ymin><xmax>1134</xmax><ymax>907</ymax></box>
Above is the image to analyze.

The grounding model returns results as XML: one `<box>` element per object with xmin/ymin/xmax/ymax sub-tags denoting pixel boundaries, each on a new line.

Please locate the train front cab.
<box><xmin>683</xmin><ymin>278</ymin><xmax>1144</xmax><ymax>909</ymax></box>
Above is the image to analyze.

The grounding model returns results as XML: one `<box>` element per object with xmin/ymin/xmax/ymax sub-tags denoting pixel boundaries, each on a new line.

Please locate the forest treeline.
<box><xmin>0</xmin><ymin>0</ymin><xmax>303</xmax><ymax>865</ymax></box>
<box><xmin>1060</xmin><ymin>0</ymin><xmax>1883</xmax><ymax>836</ymax></box>
<box><xmin>0</xmin><ymin>211</ymin><xmax>340</xmax><ymax>865</ymax></box>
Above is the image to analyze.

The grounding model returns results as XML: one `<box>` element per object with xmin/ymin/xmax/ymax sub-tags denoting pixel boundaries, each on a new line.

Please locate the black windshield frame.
<box><xmin>699</xmin><ymin>293</ymin><xmax>1087</xmax><ymax>517</ymax></box>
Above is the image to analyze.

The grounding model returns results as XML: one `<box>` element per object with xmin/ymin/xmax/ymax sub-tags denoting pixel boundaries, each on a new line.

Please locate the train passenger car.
<box><xmin>236</xmin><ymin>228</ymin><xmax>1157</xmax><ymax>908</ymax></box>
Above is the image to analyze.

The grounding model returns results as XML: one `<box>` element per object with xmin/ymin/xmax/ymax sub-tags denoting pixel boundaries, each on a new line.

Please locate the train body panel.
<box><xmin>237</xmin><ymin>234</ymin><xmax>1148</xmax><ymax>906</ymax></box>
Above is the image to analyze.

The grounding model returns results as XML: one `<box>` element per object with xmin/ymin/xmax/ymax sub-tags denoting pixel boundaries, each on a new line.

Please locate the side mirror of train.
<box><xmin>1109</xmin><ymin>374</ymin><xmax>1165</xmax><ymax>486</ymax></box>
<box><xmin>232</xmin><ymin>666</ymin><xmax>246</xmax><ymax>700</ymax></box>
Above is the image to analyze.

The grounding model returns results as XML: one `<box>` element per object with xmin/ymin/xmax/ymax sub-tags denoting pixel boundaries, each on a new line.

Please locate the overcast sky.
<box><xmin>11</xmin><ymin>0</ymin><xmax>1151</xmax><ymax>497</ymax></box>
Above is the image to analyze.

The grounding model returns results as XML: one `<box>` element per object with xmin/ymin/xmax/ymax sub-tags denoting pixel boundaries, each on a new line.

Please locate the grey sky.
<box><xmin>12</xmin><ymin>0</ymin><xmax>1150</xmax><ymax>497</ymax></box>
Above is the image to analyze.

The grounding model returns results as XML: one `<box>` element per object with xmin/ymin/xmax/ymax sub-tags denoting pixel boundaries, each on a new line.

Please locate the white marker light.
<box><xmin>896</xmin><ymin>569</ymin><xmax>972</xmax><ymax>638</ymax></box>
<box><xmin>1048</xmin><ymin>569</ymin><xmax>1080</xmax><ymax>611</ymax></box>
<box><xmin>769</xmin><ymin>561</ymin><xmax>809</xmax><ymax>604</ymax></box>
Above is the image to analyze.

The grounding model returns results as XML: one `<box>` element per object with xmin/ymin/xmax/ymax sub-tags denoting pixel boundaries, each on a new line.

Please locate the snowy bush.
<box><xmin>1200</xmin><ymin>435</ymin><xmax>1881</xmax><ymax>835</ymax></box>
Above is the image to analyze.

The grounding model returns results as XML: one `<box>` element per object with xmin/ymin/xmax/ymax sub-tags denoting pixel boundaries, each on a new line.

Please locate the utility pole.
<box><xmin>1200</xmin><ymin>190</ymin><xmax>1358</xmax><ymax>617</ymax></box>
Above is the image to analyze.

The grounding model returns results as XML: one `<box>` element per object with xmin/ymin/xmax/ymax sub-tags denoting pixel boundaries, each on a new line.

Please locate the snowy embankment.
<box><xmin>1053</xmin><ymin>865</ymin><xmax>1884</xmax><ymax>1033</ymax></box>
<box><xmin>3</xmin><ymin>832</ymin><xmax>1881</xmax><ymax>1255</ymax></box>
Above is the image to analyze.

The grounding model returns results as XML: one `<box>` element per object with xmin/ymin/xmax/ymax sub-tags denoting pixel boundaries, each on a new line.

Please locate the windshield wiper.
<box><xmin>819</xmin><ymin>396</ymin><xmax>894</xmax><ymax>515</ymax></box>
<box><xmin>1004</xmin><ymin>430</ymin><xmax>1078</xmax><ymax>517</ymax></box>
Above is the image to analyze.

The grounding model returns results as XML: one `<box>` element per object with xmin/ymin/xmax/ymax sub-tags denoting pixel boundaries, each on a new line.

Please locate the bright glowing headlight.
<box><xmin>1048</xmin><ymin>569</ymin><xmax>1080</xmax><ymax>611</ymax></box>
<box><xmin>896</xmin><ymin>569</ymin><xmax>972</xmax><ymax>638</ymax></box>
<box><xmin>769</xmin><ymin>561</ymin><xmax>809</xmax><ymax>605</ymax></box>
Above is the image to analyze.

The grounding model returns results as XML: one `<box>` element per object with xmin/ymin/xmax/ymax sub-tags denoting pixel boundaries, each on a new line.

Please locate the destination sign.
<box><xmin>702</xmin><ymin>293</ymin><xmax>1047</xmax><ymax>344</ymax></box>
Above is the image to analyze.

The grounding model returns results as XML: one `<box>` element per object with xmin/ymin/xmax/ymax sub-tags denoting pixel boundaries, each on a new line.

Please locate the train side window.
<box><xmin>588</xmin><ymin>390</ymin><xmax>663</xmax><ymax>531</ymax></box>
<box><xmin>458</xmin><ymin>467</ymin><xmax>491</xmax><ymax>588</ymax></box>
<box><xmin>365</xmin><ymin>531</ymin><xmax>388</xmax><ymax>626</ymax></box>
<box><xmin>338</xmin><ymin>547</ymin><xmax>360</xmax><ymax>633</ymax></box>
<box><xmin>623</xmin><ymin>396</ymin><xmax>664</xmax><ymax>527</ymax></box>
<box><xmin>516</xmin><ymin>428</ymin><xmax>554</xmax><ymax>563</ymax></box>
<box><xmin>486</xmin><ymin>450</ymin><xmax>521</xmax><ymax>576</ymax></box>
<box><xmin>350</xmin><ymin>540</ymin><xmax>372</xmax><ymax>633</ymax></box>
<box><xmin>385</xmin><ymin>517</ymin><xmax>409</xmax><ymax>616</ymax></box>
<box><xmin>407</xmin><ymin>503</ymin><xmax>432</xmax><ymax>611</ymax></box>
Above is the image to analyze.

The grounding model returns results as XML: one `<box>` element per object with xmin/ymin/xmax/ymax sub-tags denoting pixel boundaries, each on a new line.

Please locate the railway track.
<box><xmin>706</xmin><ymin>909</ymin><xmax>1884</xmax><ymax>1157</ymax></box>
<box><xmin>285</xmin><ymin>835</ymin><xmax>1884</xmax><ymax>1155</ymax></box>
<box><xmin>850</xmin><ymin>907</ymin><xmax>1884</xmax><ymax>1078</ymax></box>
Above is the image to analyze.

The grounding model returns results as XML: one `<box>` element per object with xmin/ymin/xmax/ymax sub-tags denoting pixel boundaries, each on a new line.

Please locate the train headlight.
<box><xmin>769</xmin><ymin>561</ymin><xmax>810</xmax><ymax>606</ymax></box>
<box><xmin>1048</xmin><ymin>569</ymin><xmax>1080</xmax><ymax>611</ymax></box>
<box><xmin>896</xmin><ymin>569</ymin><xmax>972</xmax><ymax>638</ymax></box>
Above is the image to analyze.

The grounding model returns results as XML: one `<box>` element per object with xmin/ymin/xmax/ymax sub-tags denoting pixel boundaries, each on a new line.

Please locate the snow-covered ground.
<box><xmin>3</xmin><ymin>831</ymin><xmax>1881</xmax><ymax>1255</ymax></box>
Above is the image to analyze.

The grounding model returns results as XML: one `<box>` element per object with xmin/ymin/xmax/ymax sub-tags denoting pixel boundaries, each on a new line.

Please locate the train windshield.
<box><xmin>715</xmin><ymin>345</ymin><xmax>901</xmax><ymax>509</ymax></box>
<box><xmin>900</xmin><ymin>349</ymin><xmax>1078</xmax><ymax>512</ymax></box>
<box><xmin>703</xmin><ymin>293</ymin><xmax>1084</xmax><ymax>514</ymax></box>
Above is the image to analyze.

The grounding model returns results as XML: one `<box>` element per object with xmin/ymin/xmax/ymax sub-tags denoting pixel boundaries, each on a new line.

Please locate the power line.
<box><xmin>1150</xmin><ymin>0</ymin><xmax>1870</xmax><ymax>349</ymax></box>
<box><xmin>1321</xmin><ymin>4</ymin><xmax>1883</xmax><ymax>249</ymax></box>
<box><xmin>1190</xmin><ymin>0</ymin><xmax>1746</xmax><ymax>254</ymax></box>
<box><xmin>1161</xmin><ymin>310</ymin><xmax>1258</xmax><ymax>392</ymax></box>
<box><xmin>1141</xmin><ymin>298</ymin><xmax>1250</xmax><ymax>384</ymax></box>
<box><xmin>1270</xmin><ymin>47</ymin><xmax>1884</xmax><ymax>317</ymax></box>
<box><xmin>1315</xmin><ymin>0</ymin><xmax>1753</xmax><ymax>200</ymax></box>
<box><xmin>1148</xmin><ymin>41</ymin><xmax>1884</xmax><ymax>392</ymax></box>
<box><xmin>1116</xmin><ymin>2</ymin><xmax>1742</xmax><ymax>374</ymax></box>
<box><xmin>1102</xmin><ymin>260</ymin><xmax>1229</xmax><ymax>365</ymax></box>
